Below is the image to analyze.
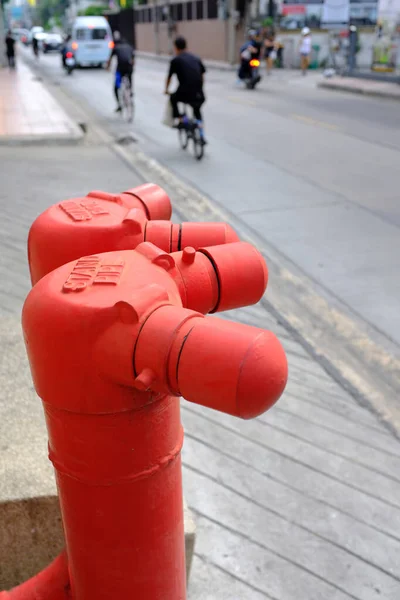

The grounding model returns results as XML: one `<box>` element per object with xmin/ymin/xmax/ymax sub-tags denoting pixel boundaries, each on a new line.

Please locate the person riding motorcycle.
<box><xmin>238</xmin><ymin>30</ymin><xmax>261</xmax><ymax>81</ymax></box>
<box><xmin>61</xmin><ymin>34</ymin><xmax>72</xmax><ymax>69</ymax></box>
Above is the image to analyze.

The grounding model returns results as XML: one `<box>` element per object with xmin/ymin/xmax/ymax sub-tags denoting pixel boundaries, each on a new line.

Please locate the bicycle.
<box><xmin>120</xmin><ymin>74</ymin><xmax>134</xmax><ymax>124</ymax></box>
<box><xmin>177</xmin><ymin>105</ymin><xmax>205</xmax><ymax>161</ymax></box>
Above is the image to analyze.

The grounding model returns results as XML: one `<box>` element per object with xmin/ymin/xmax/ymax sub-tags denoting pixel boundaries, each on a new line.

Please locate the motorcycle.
<box><xmin>244</xmin><ymin>58</ymin><xmax>261</xmax><ymax>90</ymax></box>
<box><xmin>238</xmin><ymin>53</ymin><xmax>262</xmax><ymax>90</ymax></box>
<box><xmin>64</xmin><ymin>51</ymin><xmax>75</xmax><ymax>75</ymax></box>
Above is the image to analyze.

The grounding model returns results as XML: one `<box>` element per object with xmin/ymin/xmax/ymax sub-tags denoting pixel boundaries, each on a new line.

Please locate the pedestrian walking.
<box><xmin>264</xmin><ymin>32</ymin><xmax>276</xmax><ymax>76</ymax></box>
<box><xmin>32</xmin><ymin>35</ymin><xmax>39</xmax><ymax>59</ymax></box>
<box><xmin>299</xmin><ymin>27</ymin><xmax>312</xmax><ymax>75</ymax></box>
<box><xmin>5</xmin><ymin>30</ymin><xmax>16</xmax><ymax>69</ymax></box>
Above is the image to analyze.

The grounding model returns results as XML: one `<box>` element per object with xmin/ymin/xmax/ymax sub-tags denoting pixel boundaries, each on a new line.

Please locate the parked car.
<box><xmin>12</xmin><ymin>28</ymin><xmax>30</xmax><ymax>45</ymax></box>
<box><xmin>33</xmin><ymin>32</ymin><xmax>48</xmax><ymax>52</ymax></box>
<box><xmin>279</xmin><ymin>16</ymin><xmax>306</xmax><ymax>30</ymax></box>
<box><xmin>43</xmin><ymin>33</ymin><xmax>63</xmax><ymax>53</ymax></box>
<box><xmin>28</xmin><ymin>26</ymin><xmax>44</xmax><ymax>45</ymax></box>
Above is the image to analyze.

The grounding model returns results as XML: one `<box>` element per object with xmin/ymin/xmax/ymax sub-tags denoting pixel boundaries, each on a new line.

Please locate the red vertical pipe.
<box><xmin>20</xmin><ymin>243</ymin><xmax>287</xmax><ymax>600</ymax></box>
<box><xmin>22</xmin><ymin>250</ymin><xmax>189</xmax><ymax>600</ymax></box>
<box><xmin>44</xmin><ymin>398</ymin><xmax>186</xmax><ymax>600</ymax></box>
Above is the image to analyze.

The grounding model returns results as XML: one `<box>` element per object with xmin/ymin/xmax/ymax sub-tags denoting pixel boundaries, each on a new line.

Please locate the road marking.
<box><xmin>291</xmin><ymin>113</ymin><xmax>339</xmax><ymax>131</ymax></box>
<box><xmin>227</xmin><ymin>96</ymin><xmax>257</xmax><ymax>107</ymax></box>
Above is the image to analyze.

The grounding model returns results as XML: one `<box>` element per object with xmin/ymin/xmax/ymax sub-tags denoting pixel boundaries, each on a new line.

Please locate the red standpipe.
<box><xmin>28</xmin><ymin>185</ymin><xmax>238</xmax><ymax>285</ymax></box>
<box><xmin>6</xmin><ymin>241</ymin><xmax>287</xmax><ymax>600</ymax></box>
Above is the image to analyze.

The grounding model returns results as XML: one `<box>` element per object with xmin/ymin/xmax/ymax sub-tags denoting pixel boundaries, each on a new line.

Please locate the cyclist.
<box><xmin>165</xmin><ymin>36</ymin><xmax>207</xmax><ymax>144</ymax></box>
<box><xmin>107</xmin><ymin>31</ymin><xmax>135</xmax><ymax>113</ymax></box>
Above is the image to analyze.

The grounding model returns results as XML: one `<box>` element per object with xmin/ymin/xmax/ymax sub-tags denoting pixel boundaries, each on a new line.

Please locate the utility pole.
<box><xmin>166</xmin><ymin>0</ymin><xmax>173</xmax><ymax>55</ymax></box>
<box><xmin>154</xmin><ymin>0</ymin><xmax>160</xmax><ymax>54</ymax></box>
<box><xmin>227</xmin><ymin>0</ymin><xmax>236</xmax><ymax>65</ymax></box>
<box><xmin>0</xmin><ymin>0</ymin><xmax>6</xmax><ymax>68</ymax></box>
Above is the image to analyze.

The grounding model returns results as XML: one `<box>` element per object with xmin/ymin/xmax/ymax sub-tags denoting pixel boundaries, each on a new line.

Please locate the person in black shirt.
<box><xmin>165</xmin><ymin>36</ymin><xmax>206</xmax><ymax>142</ymax></box>
<box><xmin>5</xmin><ymin>31</ymin><xmax>15</xmax><ymax>69</ymax></box>
<box><xmin>107</xmin><ymin>31</ymin><xmax>135</xmax><ymax>113</ymax></box>
<box><xmin>32</xmin><ymin>35</ymin><xmax>39</xmax><ymax>58</ymax></box>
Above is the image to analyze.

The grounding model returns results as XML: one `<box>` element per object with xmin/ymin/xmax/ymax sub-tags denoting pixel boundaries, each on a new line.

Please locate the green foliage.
<box><xmin>39</xmin><ymin>0</ymin><xmax>69</xmax><ymax>28</ymax></box>
<box><xmin>262</xmin><ymin>17</ymin><xmax>274</xmax><ymax>27</ymax></box>
<box><xmin>80</xmin><ymin>5</ymin><xmax>106</xmax><ymax>16</ymax></box>
<box><xmin>79</xmin><ymin>0</ymin><xmax>131</xmax><ymax>13</ymax></box>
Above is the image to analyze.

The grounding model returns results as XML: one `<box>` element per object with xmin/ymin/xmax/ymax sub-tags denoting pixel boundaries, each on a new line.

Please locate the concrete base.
<box><xmin>0</xmin><ymin>494</ymin><xmax>196</xmax><ymax>590</ymax></box>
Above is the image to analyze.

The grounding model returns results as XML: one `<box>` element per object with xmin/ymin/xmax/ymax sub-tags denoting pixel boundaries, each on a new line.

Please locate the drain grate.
<box><xmin>116</xmin><ymin>135</ymin><xmax>137</xmax><ymax>145</ymax></box>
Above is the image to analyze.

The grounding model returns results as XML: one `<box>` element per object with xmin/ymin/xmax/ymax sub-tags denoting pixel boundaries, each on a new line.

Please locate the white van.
<box><xmin>71</xmin><ymin>16</ymin><xmax>113</xmax><ymax>68</ymax></box>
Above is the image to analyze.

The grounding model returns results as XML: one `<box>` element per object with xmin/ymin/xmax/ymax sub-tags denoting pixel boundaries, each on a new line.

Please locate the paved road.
<box><xmin>24</xmin><ymin>51</ymin><xmax>400</xmax><ymax>353</ymax></box>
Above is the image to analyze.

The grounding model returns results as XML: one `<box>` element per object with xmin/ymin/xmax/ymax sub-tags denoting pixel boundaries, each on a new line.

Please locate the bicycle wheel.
<box><xmin>122</xmin><ymin>78</ymin><xmax>134</xmax><ymax>123</ymax></box>
<box><xmin>193</xmin><ymin>126</ymin><xmax>204</xmax><ymax>161</ymax></box>
<box><xmin>178</xmin><ymin>126</ymin><xmax>189</xmax><ymax>150</ymax></box>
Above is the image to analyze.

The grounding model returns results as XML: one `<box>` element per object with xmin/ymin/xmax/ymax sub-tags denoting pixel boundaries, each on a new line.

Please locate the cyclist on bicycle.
<box><xmin>107</xmin><ymin>31</ymin><xmax>135</xmax><ymax>113</ymax></box>
<box><xmin>165</xmin><ymin>36</ymin><xmax>207</xmax><ymax>144</ymax></box>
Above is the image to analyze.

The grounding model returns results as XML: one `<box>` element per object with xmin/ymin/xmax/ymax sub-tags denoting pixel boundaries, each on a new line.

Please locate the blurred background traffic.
<box><xmin>2</xmin><ymin>0</ymin><xmax>400</xmax><ymax>75</ymax></box>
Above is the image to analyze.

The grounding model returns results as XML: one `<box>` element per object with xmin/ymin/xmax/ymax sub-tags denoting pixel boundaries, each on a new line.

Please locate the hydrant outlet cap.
<box><xmin>236</xmin><ymin>330</ymin><xmax>288</xmax><ymax>418</ymax></box>
<box><xmin>124</xmin><ymin>184</ymin><xmax>172</xmax><ymax>221</ymax></box>
<box><xmin>200</xmin><ymin>242</ymin><xmax>268</xmax><ymax>312</ymax></box>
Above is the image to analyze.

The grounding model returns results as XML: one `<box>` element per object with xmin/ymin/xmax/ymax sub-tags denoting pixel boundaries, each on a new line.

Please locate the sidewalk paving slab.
<box><xmin>0</xmin><ymin>62</ymin><xmax>82</xmax><ymax>145</ymax></box>
<box><xmin>318</xmin><ymin>75</ymin><xmax>400</xmax><ymax>100</ymax></box>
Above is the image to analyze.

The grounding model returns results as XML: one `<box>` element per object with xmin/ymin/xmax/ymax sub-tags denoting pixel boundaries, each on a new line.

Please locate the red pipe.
<box><xmin>17</xmin><ymin>242</ymin><xmax>287</xmax><ymax>599</ymax></box>
<box><xmin>0</xmin><ymin>553</ymin><xmax>70</xmax><ymax>600</ymax></box>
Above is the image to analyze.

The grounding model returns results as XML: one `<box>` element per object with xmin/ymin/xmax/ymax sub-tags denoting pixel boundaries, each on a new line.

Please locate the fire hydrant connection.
<box><xmin>28</xmin><ymin>184</ymin><xmax>239</xmax><ymax>285</ymax></box>
<box><xmin>17</xmin><ymin>240</ymin><xmax>288</xmax><ymax>600</ymax></box>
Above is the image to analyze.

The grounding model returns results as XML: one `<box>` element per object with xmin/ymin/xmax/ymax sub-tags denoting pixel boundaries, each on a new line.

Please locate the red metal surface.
<box><xmin>88</xmin><ymin>183</ymin><xmax>172</xmax><ymax>221</ymax></box>
<box><xmin>18</xmin><ymin>241</ymin><xmax>287</xmax><ymax>600</ymax></box>
<box><xmin>28</xmin><ymin>186</ymin><xmax>238</xmax><ymax>285</ymax></box>
<box><xmin>0</xmin><ymin>553</ymin><xmax>70</xmax><ymax>599</ymax></box>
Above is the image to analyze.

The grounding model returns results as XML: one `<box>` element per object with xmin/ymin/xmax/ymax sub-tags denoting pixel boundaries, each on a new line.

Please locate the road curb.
<box><xmin>0</xmin><ymin>131</ymin><xmax>83</xmax><ymax>147</ymax></box>
<box><xmin>318</xmin><ymin>80</ymin><xmax>400</xmax><ymax>101</ymax></box>
<box><xmin>136</xmin><ymin>50</ymin><xmax>237</xmax><ymax>72</ymax></box>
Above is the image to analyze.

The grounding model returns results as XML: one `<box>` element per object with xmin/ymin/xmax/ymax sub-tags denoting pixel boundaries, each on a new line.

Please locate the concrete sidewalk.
<box><xmin>318</xmin><ymin>75</ymin><xmax>400</xmax><ymax>100</ymax></box>
<box><xmin>0</xmin><ymin>61</ymin><xmax>82</xmax><ymax>144</ymax></box>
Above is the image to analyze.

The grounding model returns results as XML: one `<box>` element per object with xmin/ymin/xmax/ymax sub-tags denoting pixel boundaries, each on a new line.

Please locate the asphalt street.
<box><xmin>24</xmin><ymin>49</ymin><xmax>400</xmax><ymax>354</ymax></box>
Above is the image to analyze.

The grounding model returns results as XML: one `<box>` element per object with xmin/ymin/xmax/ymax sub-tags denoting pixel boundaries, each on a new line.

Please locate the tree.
<box><xmin>79</xmin><ymin>5</ymin><xmax>105</xmax><ymax>16</ymax></box>
<box><xmin>38</xmin><ymin>0</ymin><xmax>70</xmax><ymax>28</ymax></box>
